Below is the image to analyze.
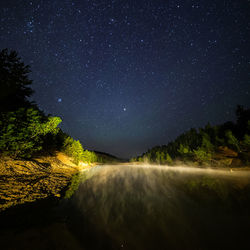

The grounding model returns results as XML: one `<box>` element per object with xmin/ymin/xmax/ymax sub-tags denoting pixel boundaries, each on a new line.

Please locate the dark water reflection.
<box><xmin>68</xmin><ymin>165</ymin><xmax>250</xmax><ymax>250</ymax></box>
<box><xmin>1</xmin><ymin>165</ymin><xmax>250</xmax><ymax>250</ymax></box>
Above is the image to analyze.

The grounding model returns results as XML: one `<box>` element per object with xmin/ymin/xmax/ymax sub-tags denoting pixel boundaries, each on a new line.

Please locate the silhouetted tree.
<box><xmin>0</xmin><ymin>49</ymin><xmax>33</xmax><ymax>113</ymax></box>
<box><xmin>236</xmin><ymin>105</ymin><xmax>250</xmax><ymax>139</ymax></box>
<box><xmin>0</xmin><ymin>49</ymin><xmax>62</xmax><ymax>158</ymax></box>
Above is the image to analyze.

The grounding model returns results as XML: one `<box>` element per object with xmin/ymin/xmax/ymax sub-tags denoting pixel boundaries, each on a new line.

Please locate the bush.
<box><xmin>130</xmin><ymin>157</ymin><xmax>137</xmax><ymax>162</ymax></box>
<box><xmin>225</xmin><ymin>130</ymin><xmax>240</xmax><ymax>152</ymax></box>
<box><xmin>201</xmin><ymin>132</ymin><xmax>214</xmax><ymax>151</ymax></box>
<box><xmin>177</xmin><ymin>144</ymin><xmax>190</xmax><ymax>155</ymax></box>
<box><xmin>63</xmin><ymin>137</ymin><xmax>84</xmax><ymax>165</ymax></box>
<box><xmin>242</xmin><ymin>134</ymin><xmax>250</xmax><ymax>150</ymax></box>
<box><xmin>62</xmin><ymin>136</ymin><xmax>98</xmax><ymax>165</ymax></box>
<box><xmin>166</xmin><ymin>153</ymin><xmax>173</xmax><ymax>165</ymax></box>
<box><xmin>82</xmin><ymin>150</ymin><xmax>97</xmax><ymax>164</ymax></box>
<box><xmin>193</xmin><ymin>147</ymin><xmax>212</xmax><ymax>163</ymax></box>
<box><xmin>0</xmin><ymin>107</ymin><xmax>61</xmax><ymax>158</ymax></box>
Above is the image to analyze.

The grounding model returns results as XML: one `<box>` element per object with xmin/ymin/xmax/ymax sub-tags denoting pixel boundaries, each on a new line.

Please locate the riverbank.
<box><xmin>1</xmin><ymin>163</ymin><xmax>250</xmax><ymax>250</ymax></box>
<box><xmin>0</xmin><ymin>152</ymin><xmax>91</xmax><ymax>212</ymax></box>
<box><xmin>1</xmin><ymin>153</ymin><xmax>249</xmax><ymax>213</ymax></box>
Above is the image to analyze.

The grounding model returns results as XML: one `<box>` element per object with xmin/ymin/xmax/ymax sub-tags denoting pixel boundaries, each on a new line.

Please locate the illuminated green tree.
<box><xmin>193</xmin><ymin>147</ymin><xmax>212</xmax><ymax>163</ymax></box>
<box><xmin>166</xmin><ymin>153</ymin><xmax>173</xmax><ymax>165</ymax></box>
<box><xmin>63</xmin><ymin>137</ymin><xmax>84</xmax><ymax>165</ymax></box>
<box><xmin>0</xmin><ymin>108</ymin><xmax>61</xmax><ymax>158</ymax></box>
<box><xmin>82</xmin><ymin>150</ymin><xmax>97</xmax><ymax>163</ymax></box>
<box><xmin>155</xmin><ymin>151</ymin><xmax>166</xmax><ymax>164</ymax></box>
<box><xmin>178</xmin><ymin>144</ymin><xmax>190</xmax><ymax>155</ymax></box>
<box><xmin>62</xmin><ymin>137</ymin><xmax>98</xmax><ymax>165</ymax></box>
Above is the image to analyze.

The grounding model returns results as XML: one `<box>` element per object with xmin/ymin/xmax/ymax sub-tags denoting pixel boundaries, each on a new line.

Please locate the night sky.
<box><xmin>0</xmin><ymin>0</ymin><xmax>249</xmax><ymax>158</ymax></box>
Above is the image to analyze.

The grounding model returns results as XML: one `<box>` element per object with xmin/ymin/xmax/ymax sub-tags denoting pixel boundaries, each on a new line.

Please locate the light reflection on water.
<box><xmin>1</xmin><ymin>165</ymin><xmax>249</xmax><ymax>250</ymax></box>
<box><xmin>66</xmin><ymin>165</ymin><xmax>250</xmax><ymax>250</ymax></box>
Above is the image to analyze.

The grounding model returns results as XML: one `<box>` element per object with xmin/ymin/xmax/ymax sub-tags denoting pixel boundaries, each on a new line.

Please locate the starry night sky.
<box><xmin>0</xmin><ymin>0</ymin><xmax>249</xmax><ymax>158</ymax></box>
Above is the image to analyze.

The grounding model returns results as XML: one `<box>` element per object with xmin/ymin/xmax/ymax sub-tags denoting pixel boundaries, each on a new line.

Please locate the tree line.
<box><xmin>131</xmin><ymin>106</ymin><xmax>250</xmax><ymax>166</ymax></box>
<box><xmin>0</xmin><ymin>49</ymin><xmax>104</xmax><ymax>164</ymax></box>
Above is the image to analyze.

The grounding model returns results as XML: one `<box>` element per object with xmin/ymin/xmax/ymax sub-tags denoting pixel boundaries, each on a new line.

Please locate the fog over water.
<box><xmin>67</xmin><ymin>164</ymin><xmax>250</xmax><ymax>250</ymax></box>
<box><xmin>1</xmin><ymin>164</ymin><xmax>250</xmax><ymax>250</ymax></box>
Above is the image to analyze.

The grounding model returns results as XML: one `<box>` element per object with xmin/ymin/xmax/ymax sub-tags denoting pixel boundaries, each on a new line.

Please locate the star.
<box><xmin>0</xmin><ymin>0</ymin><xmax>248</xmax><ymax>158</ymax></box>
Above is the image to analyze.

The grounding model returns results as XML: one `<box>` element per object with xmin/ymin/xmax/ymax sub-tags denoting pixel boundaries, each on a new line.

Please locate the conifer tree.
<box><xmin>0</xmin><ymin>49</ymin><xmax>33</xmax><ymax>113</ymax></box>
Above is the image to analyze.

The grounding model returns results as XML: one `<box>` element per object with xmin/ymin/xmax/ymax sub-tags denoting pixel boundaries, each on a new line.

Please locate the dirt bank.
<box><xmin>0</xmin><ymin>152</ymin><xmax>88</xmax><ymax>211</ymax></box>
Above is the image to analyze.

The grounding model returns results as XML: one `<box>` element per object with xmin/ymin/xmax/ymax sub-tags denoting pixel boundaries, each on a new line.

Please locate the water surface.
<box><xmin>1</xmin><ymin>164</ymin><xmax>250</xmax><ymax>250</ymax></box>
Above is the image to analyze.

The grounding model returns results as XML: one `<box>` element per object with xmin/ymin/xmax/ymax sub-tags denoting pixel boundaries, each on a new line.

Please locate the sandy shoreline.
<box><xmin>0</xmin><ymin>152</ymin><xmax>88</xmax><ymax>212</ymax></box>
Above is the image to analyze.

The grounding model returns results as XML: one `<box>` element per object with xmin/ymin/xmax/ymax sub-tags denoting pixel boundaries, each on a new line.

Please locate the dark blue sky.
<box><xmin>0</xmin><ymin>0</ymin><xmax>249</xmax><ymax>158</ymax></box>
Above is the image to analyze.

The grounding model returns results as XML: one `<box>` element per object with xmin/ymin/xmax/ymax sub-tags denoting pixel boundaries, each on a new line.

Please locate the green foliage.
<box><xmin>63</xmin><ymin>137</ymin><xmax>84</xmax><ymax>165</ymax></box>
<box><xmin>64</xmin><ymin>173</ymin><xmax>81</xmax><ymax>199</ymax></box>
<box><xmin>177</xmin><ymin>144</ymin><xmax>192</xmax><ymax>161</ymax></box>
<box><xmin>154</xmin><ymin>151</ymin><xmax>173</xmax><ymax>165</ymax></box>
<box><xmin>62</xmin><ymin>136</ymin><xmax>98</xmax><ymax>165</ymax></box>
<box><xmin>200</xmin><ymin>132</ymin><xmax>214</xmax><ymax>152</ymax></box>
<box><xmin>0</xmin><ymin>49</ymin><xmax>100</xmax><ymax>163</ymax></box>
<box><xmin>225</xmin><ymin>130</ymin><xmax>240</xmax><ymax>152</ymax></box>
<box><xmin>193</xmin><ymin>147</ymin><xmax>212</xmax><ymax>163</ymax></box>
<box><xmin>138</xmin><ymin>157</ymin><xmax>143</xmax><ymax>162</ymax></box>
<box><xmin>242</xmin><ymin>134</ymin><xmax>250</xmax><ymax>150</ymax></box>
<box><xmin>137</xmin><ymin>106</ymin><xmax>249</xmax><ymax>166</ymax></box>
<box><xmin>191</xmin><ymin>132</ymin><xmax>214</xmax><ymax>163</ymax></box>
<box><xmin>64</xmin><ymin>171</ymin><xmax>95</xmax><ymax>199</ymax></box>
<box><xmin>0</xmin><ymin>108</ymin><xmax>61</xmax><ymax>158</ymax></box>
<box><xmin>136</xmin><ymin>123</ymin><xmax>236</xmax><ymax>165</ymax></box>
<box><xmin>82</xmin><ymin>150</ymin><xmax>98</xmax><ymax>164</ymax></box>
<box><xmin>177</xmin><ymin>144</ymin><xmax>190</xmax><ymax>154</ymax></box>
<box><xmin>156</xmin><ymin>151</ymin><xmax>165</xmax><ymax>164</ymax></box>
<box><xmin>130</xmin><ymin>157</ymin><xmax>137</xmax><ymax>162</ymax></box>
<box><xmin>166</xmin><ymin>153</ymin><xmax>173</xmax><ymax>165</ymax></box>
<box><xmin>0</xmin><ymin>49</ymin><xmax>63</xmax><ymax>158</ymax></box>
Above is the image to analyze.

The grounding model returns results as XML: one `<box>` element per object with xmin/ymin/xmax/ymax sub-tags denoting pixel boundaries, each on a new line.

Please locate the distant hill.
<box><xmin>132</xmin><ymin>106</ymin><xmax>250</xmax><ymax>168</ymax></box>
<box><xmin>94</xmin><ymin>151</ymin><xmax>122</xmax><ymax>163</ymax></box>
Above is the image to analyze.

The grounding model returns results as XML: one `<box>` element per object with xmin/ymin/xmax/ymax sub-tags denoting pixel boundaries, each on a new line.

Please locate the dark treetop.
<box><xmin>0</xmin><ymin>0</ymin><xmax>249</xmax><ymax>158</ymax></box>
